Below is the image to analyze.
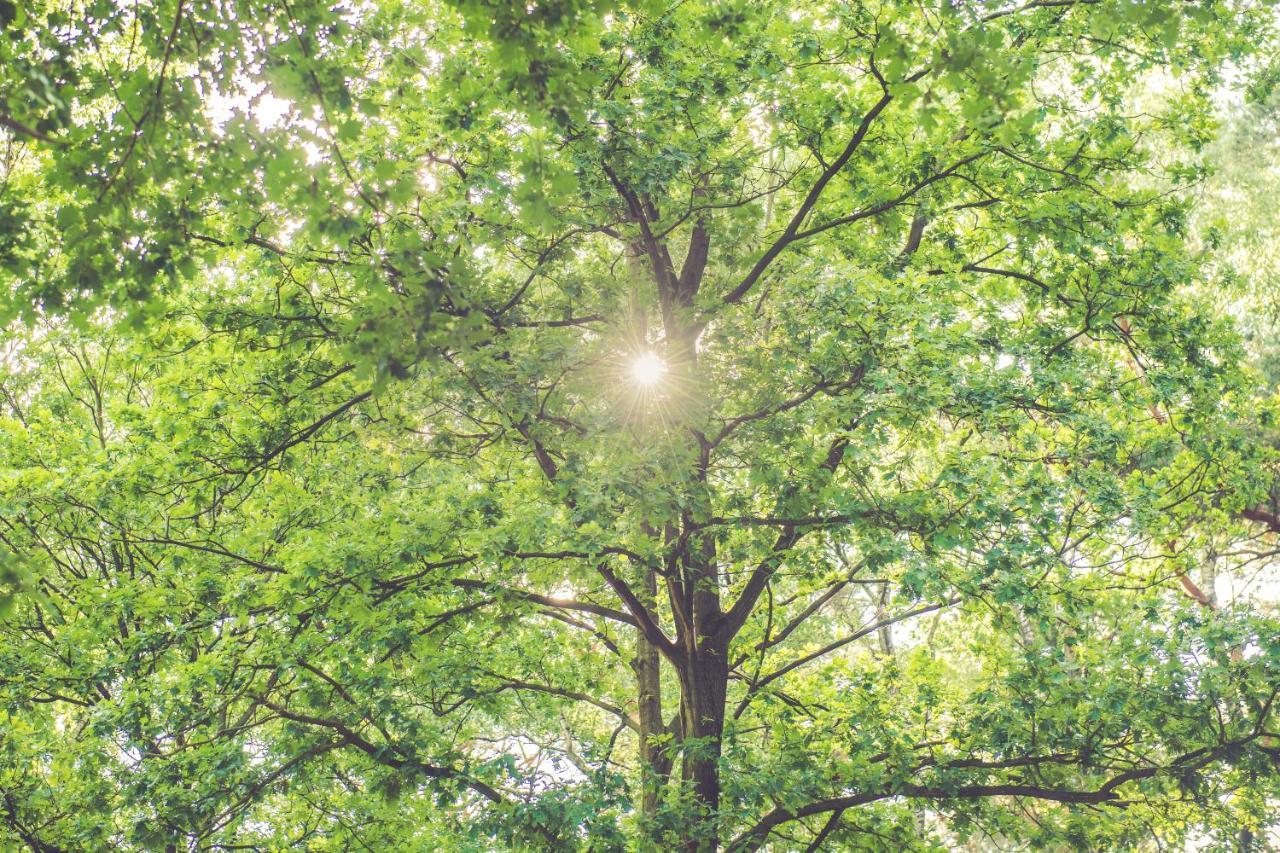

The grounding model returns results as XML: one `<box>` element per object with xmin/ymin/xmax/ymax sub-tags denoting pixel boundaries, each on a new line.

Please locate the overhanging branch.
<box><xmin>726</xmin><ymin>734</ymin><xmax>1272</xmax><ymax>852</ymax></box>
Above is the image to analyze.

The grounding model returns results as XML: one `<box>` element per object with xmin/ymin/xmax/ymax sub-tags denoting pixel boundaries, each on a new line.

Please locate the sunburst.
<box><xmin>628</xmin><ymin>351</ymin><xmax>667</xmax><ymax>387</ymax></box>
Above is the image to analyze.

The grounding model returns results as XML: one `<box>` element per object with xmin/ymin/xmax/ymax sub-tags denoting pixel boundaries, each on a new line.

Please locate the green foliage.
<box><xmin>3</xmin><ymin>0</ymin><xmax>1280</xmax><ymax>850</ymax></box>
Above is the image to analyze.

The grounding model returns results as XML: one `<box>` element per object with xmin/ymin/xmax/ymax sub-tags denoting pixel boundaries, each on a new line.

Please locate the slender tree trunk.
<box><xmin>635</xmin><ymin>565</ymin><xmax>672</xmax><ymax>825</ymax></box>
<box><xmin>635</xmin><ymin>638</ymin><xmax>670</xmax><ymax>816</ymax></box>
<box><xmin>676</xmin><ymin>641</ymin><xmax>729</xmax><ymax>852</ymax></box>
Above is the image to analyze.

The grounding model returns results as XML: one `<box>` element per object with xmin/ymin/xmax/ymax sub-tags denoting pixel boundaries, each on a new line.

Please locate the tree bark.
<box><xmin>634</xmin><ymin>564</ymin><xmax>672</xmax><ymax>826</ymax></box>
<box><xmin>676</xmin><ymin>641</ymin><xmax>729</xmax><ymax>852</ymax></box>
<box><xmin>614</xmin><ymin>166</ymin><xmax>732</xmax><ymax>849</ymax></box>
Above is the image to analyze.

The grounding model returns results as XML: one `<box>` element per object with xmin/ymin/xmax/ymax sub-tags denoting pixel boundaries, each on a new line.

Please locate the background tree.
<box><xmin>1194</xmin><ymin>76</ymin><xmax>1280</xmax><ymax>390</ymax></box>
<box><xmin>4</xmin><ymin>1</ymin><xmax>1280</xmax><ymax>850</ymax></box>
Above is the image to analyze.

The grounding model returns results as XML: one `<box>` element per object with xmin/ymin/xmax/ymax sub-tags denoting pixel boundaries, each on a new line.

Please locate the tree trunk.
<box><xmin>676</xmin><ymin>642</ymin><xmax>729</xmax><ymax>852</ymax></box>
<box><xmin>634</xmin><ymin>560</ymin><xmax>672</xmax><ymax>825</ymax></box>
<box><xmin>635</xmin><ymin>636</ymin><xmax>671</xmax><ymax>818</ymax></box>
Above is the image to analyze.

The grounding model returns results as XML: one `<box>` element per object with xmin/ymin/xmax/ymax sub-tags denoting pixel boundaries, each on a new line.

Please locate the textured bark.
<box><xmin>676</xmin><ymin>643</ymin><xmax>729</xmax><ymax>853</ymax></box>
<box><xmin>635</xmin><ymin>637</ymin><xmax>671</xmax><ymax>818</ymax></box>
<box><xmin>634</xmin><ymin>564</ymin><xmax>672</xmax><ymax>824</ymax></box>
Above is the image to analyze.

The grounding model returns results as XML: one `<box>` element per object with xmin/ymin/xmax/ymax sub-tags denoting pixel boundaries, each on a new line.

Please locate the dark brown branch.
<box><xmin>257</xmin><ymin>698</ymin><xmax>508</xmax><ymax>804</ymax></box>
<box><xmin>1241</xmin><ymin>507</ymin><xmax>1280</xmax><ymax>535</ymax></box>
<box><xmin>735</xmin><ymin>599</ymin><xmax>957</xmax><ymax>717</ymax></box>
<box><xmin>484</xmin><ymin>678</ymin><xmax>640</xmax><ymax>732</ymax></box>
<box><xmin>677</xmin><ymin>177</ymin><xmax>712</xmax><ymax>302</ymax></box>
<box><xmin>538</xmin><ymin>609</ymin><xmax>625</xmax><ymax>658</ymax></box>
<box><xmin>727</xmin><ymin>68</ymin><xmax>926</xmax><ymax>308</ymax></box>
<box><xmin>187</xmin><ymin>230</ymin><xmax>344</xmax><ymax>267</ymax></box>
<box><xmin>595</xmin><ymin>562</ymin><xmax>680</xmax><ymax>661</ymax></box>
<box><xmin>727</xmin><ymin>734</ymin><xmax>1267</xmax><ymax>852</ymax></box>
<box><xmin>786</xmin><ymin>151</ymin><xmax>989</xmax><ymax>244</ymax></box>
<box><xmin>804</xmin><ymin>809</ymin><xmax>845</xmax><ymax>853</ymax></box>
<box><xmin>721</xmin><ymin>81</ymin><xmax>905</xmax><ymax>307</ymax></box>
<box><xmin>736</xmin><ymin>561</ymin><xmax>866</xmax><ymax>667</ymax></box>
<box><xmin>718</xmin><ymin>423</ymin><xmax>867</xmax><ymax>640</ymax></box>
<box><xmin>132</xmin><ymin>537</ymin><xmax>284</xmax><ymax>574</ymax></box>
<box><xmin>601</xmin><ymin>162</ymin><xmax>679</xmax><ymax>301</ymax></box>
<box><xmin>0</xmin><ymin>114</ymin><xmax>65</xmax><ymax>147</ymax></box>
<box><xmin>1</xmin><ymin>790</ymin><xmax>66</xmax><ymax>853</ymax></box>
<box><xmin>980</xmin><ymin>0</ymin><xmax>1100</xmax><ymax>23</ymax></box>
<box><xmin>708</xmin><ymin>367</ymin><xmax>867</xmax><ymax>451</ymax></box>
<box><xmin>255</xmin><ymin>392</ymin><xmax>372</xmax><ymax>469</ymax></box>
<box><xmin>449</xmin><ymin>578</ymin><xmax>638</xmax><ymax>627</ymax></box>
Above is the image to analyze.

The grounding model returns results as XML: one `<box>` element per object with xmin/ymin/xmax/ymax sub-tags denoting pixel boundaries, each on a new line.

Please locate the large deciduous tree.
<box><xmin>4</xmin><ymin>1</ymin><xmax>1280</xmax><ymax>850</ymax></box>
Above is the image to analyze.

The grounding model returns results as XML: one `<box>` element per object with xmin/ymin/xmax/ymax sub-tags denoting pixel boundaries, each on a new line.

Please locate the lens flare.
<box><xmin>630</xmin><ymin>351</ymin><xmax>666</xmax><ymax>386</ymax></box>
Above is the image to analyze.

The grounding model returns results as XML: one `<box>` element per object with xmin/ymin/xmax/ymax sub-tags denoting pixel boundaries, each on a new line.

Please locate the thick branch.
<box><xmin>1241</xmin><ymin>507</ymin><xmax>1280</xmax><ymax>535</ymax></box>
<box><xmin>595</xmin><ymin>562</ymin><xmax>680</xmax><ymax>661</ymax></box>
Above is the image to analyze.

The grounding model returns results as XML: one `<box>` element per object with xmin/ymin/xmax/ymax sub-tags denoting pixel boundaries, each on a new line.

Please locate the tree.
<box><xmin>3</xmin><ymin>1</ymin><xmax>1280</xmax><ymax>850</ymax></box>
<box><xmin>1193</xmin><ymin>75</ymin><xmax>1280</xmax><ymax>389</ymax></box>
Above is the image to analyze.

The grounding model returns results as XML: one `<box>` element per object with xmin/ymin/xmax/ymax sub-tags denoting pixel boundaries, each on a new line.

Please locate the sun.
<box><xmin>629</xmin><ymin>351</ymin><xmax>667</xmax><ymax>387</ymax></box>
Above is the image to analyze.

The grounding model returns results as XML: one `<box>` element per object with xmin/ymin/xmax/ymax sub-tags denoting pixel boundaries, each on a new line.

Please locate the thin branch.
<box><xmin>721</xmin><ymin>80</ymin><xmax>908</xmax><ymax>307</ymax></box>
<box><xmin>727</xmin><ymin>733</ymin><xmax>1269</xmax><ymax>852</ymax></box>
<box><xmin>735</xmin><ymin>599</ymin><xmax>958</xmax><ymax>717</ymax></box>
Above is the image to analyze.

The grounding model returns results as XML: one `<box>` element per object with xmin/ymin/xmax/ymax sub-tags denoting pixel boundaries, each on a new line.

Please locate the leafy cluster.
<box><xmin>3</xmin><ymin>1</ymin><xmax>1280</xmax><ymax>851</ymax></box>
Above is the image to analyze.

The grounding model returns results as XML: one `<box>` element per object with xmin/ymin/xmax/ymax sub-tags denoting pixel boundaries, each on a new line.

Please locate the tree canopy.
<box><xmin>4</xmin><ymin>1</ymin><xmax>1280</xmax><ymax>850</ymax></box>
